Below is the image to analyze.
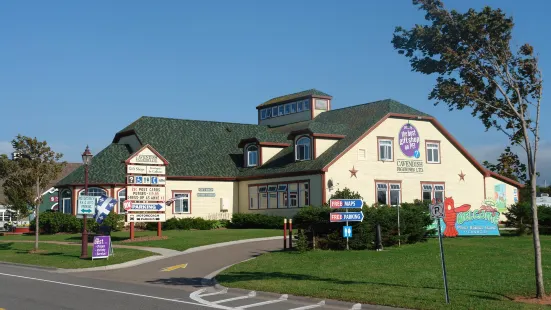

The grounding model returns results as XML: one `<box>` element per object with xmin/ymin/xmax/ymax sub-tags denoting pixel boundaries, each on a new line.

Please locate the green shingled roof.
<box><xmin>257</xmin><ymin>89</ymin><xmax>332</xmax><ymax>108</ymax></box>
<box><xmin>56</xmin><ymin>99</ymin><xmax>431</xmax><ymax>186</ymax></box>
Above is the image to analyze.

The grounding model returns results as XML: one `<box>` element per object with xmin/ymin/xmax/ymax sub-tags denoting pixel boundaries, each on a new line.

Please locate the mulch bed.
<box><xmin>119</xmin><ymin>236</ymin><xmax>169</xmax><ymax>243</ymax></box>
<box><xmin>514</xmin><ymin>295</ymin><xmax>551</xmax><ymax>305</ymax></box>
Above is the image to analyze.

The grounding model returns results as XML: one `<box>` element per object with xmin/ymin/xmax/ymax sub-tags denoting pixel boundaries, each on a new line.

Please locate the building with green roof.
<box><xmin>55</xmin><ymin>89</ymin><xmax>522</xmax><ymax>227</ymax></box>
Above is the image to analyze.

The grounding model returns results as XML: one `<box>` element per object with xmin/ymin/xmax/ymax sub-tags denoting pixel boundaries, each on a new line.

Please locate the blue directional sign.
<box><xmin>330</xmin><ymin>212</ymin><xmax>364</xmax><ymax>222</ymax></box>
<box><xmin>343</xmin><ymin>226</ymin><xmax>353</xmax><ymax>238</ymax></box>
<box><xmin>329</xmin><ymin>199</ymin><xmax>363</xmax><ymax>209</ymax></box>
<box><xmin>135</xmin><ymin>176</ymin><xmax>143</xmax><ymax>184</ymax></box>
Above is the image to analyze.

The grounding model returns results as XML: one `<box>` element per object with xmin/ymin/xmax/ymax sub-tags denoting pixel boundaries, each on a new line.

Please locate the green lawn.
<box><xmin>0</xmin><ymin>229</ymin><xmax>281</xmax><ymax>251</ymax></box>
<box><xmin>216</xmin><ymin>235</ymin><xmax>551</xmax><ymax>310</ymax></box>
<box><xmin>0</xmin><ymin>242</ymin><xmax>156</xmax><ymax>269</ymax></box>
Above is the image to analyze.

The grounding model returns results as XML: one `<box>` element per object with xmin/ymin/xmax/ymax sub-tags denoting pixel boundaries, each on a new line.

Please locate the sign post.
<box><xmin>330</xmin><ymin>199</ymin><xmax>364</xmax><ymax>250</ymax></box>
<box><xmin>430</xmin><ymin>202</ymin><xmax>450</xmax><ymax>304</ymax></box>
<box><xmin>125</xmin><ymin>145</ymin><xmax>168</xmax><ymax>240</ymax></box>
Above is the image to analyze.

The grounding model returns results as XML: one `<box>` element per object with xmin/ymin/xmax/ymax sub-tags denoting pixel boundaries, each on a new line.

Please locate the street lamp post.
<box><xmin>80</xmin><ymin>145</ymin><xmax>93</xmax><ymax>259</ymax></box>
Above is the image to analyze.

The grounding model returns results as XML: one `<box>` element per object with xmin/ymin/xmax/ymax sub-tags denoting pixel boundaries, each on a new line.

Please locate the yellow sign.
<box><xmin>161</xmin><ymin>263</ymin><xmax>188</xmax><ymax>272</ymax></box>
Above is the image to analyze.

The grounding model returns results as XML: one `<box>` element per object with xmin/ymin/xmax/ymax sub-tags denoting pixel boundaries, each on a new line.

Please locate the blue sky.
<box><xmin>1</xmin><ymin>0</ymin><xmax>549</xmax><ymax>185</ymax></box>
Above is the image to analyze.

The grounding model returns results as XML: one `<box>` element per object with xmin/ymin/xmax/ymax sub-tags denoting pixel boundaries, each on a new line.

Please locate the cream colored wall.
<box><xmin>163</xmin><ymin>180</ymin><xmax>237</xmax><ymax>220</ymax></box>
<box><xmin>485</xmin><ymin>176</ymin><xmax>519</xmax><ymax>221</ymax></box>
<box><xmin>315</xmin><ymin>138</ymin><xmax>337</xmax><ymax>158</ymax></box>
<box><xmin>259</xmin><ymin>110</ymin><xmax>311</xmax><ymax>127</ymax></box>
<box><xmin>326</xmin><ymin>117</ymin><xmax>485</xmax><ymax>210</ymax></box>
<box><xmin>261</xmin><ymin>147</ymin><xmax>283</xmax><ymax>165</ymax></box>
<box><xmin>238</xmin><ymin>174</ymin><xmax>323</xmax><ymax>218</ymax></box>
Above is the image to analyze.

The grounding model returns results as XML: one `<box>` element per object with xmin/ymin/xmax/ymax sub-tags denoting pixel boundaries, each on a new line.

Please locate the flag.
<box><xmin>94</xmin><ymin>195</ymin><xmax>117</xmax><ymax>224</ymax></box>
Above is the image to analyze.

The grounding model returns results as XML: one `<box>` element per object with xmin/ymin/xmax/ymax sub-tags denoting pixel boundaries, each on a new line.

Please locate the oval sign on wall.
<box><xmin>399</xmin><ymin>123</ymin><xmax>421</xmax><ymax>158</ymax></box>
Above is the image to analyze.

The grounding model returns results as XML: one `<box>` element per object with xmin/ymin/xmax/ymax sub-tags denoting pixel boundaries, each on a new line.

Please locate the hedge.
<box><xmin>293</xmin><ymin>200</ymin><xmax>434</xmax><ymax>250</ymax></box>
<box><xmin>504</xmin><ymin>202</ymin><xmax>551</xmax><ymax>235</ymax></box>
<box><xmin>145</xmin><ymin>217</ymin><xmax>229</xmax><ymax>231</ymax></box>
<box><xmin>228</xmin><ymin>213</ymin><xmax>283</xmax><ymax>229</ymax></box>
<box><xmin>30</xmin><ymin>211</ymin><xmax>125</xmax><ymax>234</ymax></box>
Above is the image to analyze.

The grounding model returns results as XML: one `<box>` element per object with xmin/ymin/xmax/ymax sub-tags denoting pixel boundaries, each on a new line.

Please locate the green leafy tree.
<box><xmin>0</xmin><ymin>135</ymin><xmax>65</xmax><ymax>251</ymax></box>
<box><xmin>483</xmin><ymin>146</ymin><xmax>528</xmax><ymax>183</ymax></box>
<box><xmin>392</xmin><ymin>0</ymin><xmax>544</xmax><ymax>297</ymax></box>
<box><xmin>329</xmin><ymin>188</ymin><xmax>363</xmax><ymax>200</ymax></box>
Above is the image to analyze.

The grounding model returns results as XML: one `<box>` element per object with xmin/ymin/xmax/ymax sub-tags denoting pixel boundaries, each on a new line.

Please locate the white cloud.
<box><xmin>0</xmin><ymin>141</ymin><xmax>13</xmax><ymax>156</ymax></box>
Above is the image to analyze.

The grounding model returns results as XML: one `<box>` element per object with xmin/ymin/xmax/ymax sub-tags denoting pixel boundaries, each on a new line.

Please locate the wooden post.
<box><xmin>283</xmin><ymin>218</ymin><xmax>287</xmax><ymax>251</ymax></box>
<box><xmin>157</xmin><ymin>221</ymin><xmax>162</xmax><ymax>237</ymax></box>
<box><xmin>130</xmin><ymin>222</ymin><xmax>135</xmax><ymax>240</ymax></box>
<box><xmin>289</xmin><ymin>219</ymin><xmax>293</xmax><ymax>249</ymax></box>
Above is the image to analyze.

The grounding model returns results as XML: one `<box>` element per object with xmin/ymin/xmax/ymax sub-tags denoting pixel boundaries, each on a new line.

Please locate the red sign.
<box><xmin>330</xmin><ymin>213</ymin><xmax>343</xmax><ymax>222</ymax></box>
<box><xmin>123</xmin><ymin>200</ymin><xmax>133</xmax><ymax>211</ymax></box>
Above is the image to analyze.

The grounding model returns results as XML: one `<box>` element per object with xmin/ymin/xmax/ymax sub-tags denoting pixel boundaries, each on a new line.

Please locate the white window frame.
<box><xmin>358</xmin><ymin>148</ymin><xmax>367</xmax><ymax>160</ymax></box>
<box><xmin>295</xmin><ymin>136</ymin><xmax>311</xmax><ymax>161</ymax></box>
<box><xmin>376</xmin><ymin>181</ymin><xmax>401</xmax><ymax>206</ymax></box>
<box><xmin>378</xmin><ymin>138</ymin><xmax>393</xmax><ymax>161</ymax></box>
<box><xmin>422</xmin><ymin>183</ymin><xmax>445</xmax><ymax>203</ymax></box>
<box><xmin>426</xmin><ymin>141</ymin><xmax>441</xmax><ymax>164</ymax></box>
<box><xmin>118</xmin><ymin>189</ymin><xmax>126</xmax><ymax>214</ymax></box>
<box><xmin>246</xmin><ymin>144</ymin><xmax>258</xmax><ymax>167</ymax></box>
<box><xmin>173</xmin><ymin>192</ymin><xmax>191</xmax><ymax>214</ymax></box>
<box><xmin>248</xmin><ymin>181</ymin><xmax>309</xmax><ymax>209</ymax></box>
<box><xmin>272</xmin><ymin>106</ymin><xmax>278</xmax><ymax>118</ymax></box>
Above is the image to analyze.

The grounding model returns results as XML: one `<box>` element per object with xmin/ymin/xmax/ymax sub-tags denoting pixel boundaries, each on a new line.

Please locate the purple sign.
<box><xmin>92</xmin><ymin>236</ymin><xmax>111</xmax><ymax>260</ymax></box>
<box><xmin>399</xmin><ymin>123</ymin><xmax>421</xmax><ymax>158</ymax></box>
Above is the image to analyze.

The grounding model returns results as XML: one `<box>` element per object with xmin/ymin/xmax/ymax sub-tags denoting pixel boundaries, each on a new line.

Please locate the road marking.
<box><xmin>211</xmin><ymin>291</ymin><xmax>255</xmax><ymax>304</ymax></box>
<box><xmin>0</xmin><ymin>272</ymin><xmax>229</xmax><ymax>310</ymax></box>
<box><xmin>287</xmin><ymin>301</ymin><xmax>325</xmax><ymax>310</ymax></box>
<box><xmin>199</xmin><ymin>288</ymin><xmax>228</xmax><ymax>297</ymax></box>
<box><xmin>237</xmin><ymin>294</ymin><xmax>288</xmax><ymax>308</ymax></box>
<box><xmin>190</xmin><ymin>289</ymin><xmax>234</xmax><ymax>310</ymax></box>
<box><xmin>161</xmin><ymin>263</ymin><xmax>188</xmax><ymax>272</ymax></box>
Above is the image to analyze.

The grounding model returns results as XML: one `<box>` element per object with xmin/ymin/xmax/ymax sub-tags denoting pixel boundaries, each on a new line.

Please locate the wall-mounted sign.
<box><xmin>127</xmin><ymin>186</ymin><xmax>166</xmax><ymax>201</ymax></box>
<box><xmin>127</xmin><ymin>165</ymin><xmax>166</xmax><ymax>175</ymax></box>
<box><xmin>198</xmin><ymin>193</ymin><xmax>216</xmax><ymax>197</ymax></box>
<box><xmin>397</xmin><ymin>159</ymin><xmax>424</xmax><ymax>173</ymax></box>
<box><xmin>198</xmin><ymin>188</ymin><xmax>214</xmax><ymax>192</ymax></box>
<box><xmin>128</xmin><ymin>148</ymin><xmax>164</xmax><ymax>165</ymax></box>
<box><xmin>50</xmin><ymin>196</ymin><xmax>59</xmax><ymax>202</ymax></box>
<box><xmin>127</xmin><ymin>213</ymin><xmax>166</xmax><ymax>223</ymax></box>
<box><xmin>127</xmin><ymin>175</ymin><xmax>166</xmax><ymax>185</ymax></box>
<box><xmin>399</xmin><ymin>123</ymin><xmax>421</xmax><ymax>158</ymax></box>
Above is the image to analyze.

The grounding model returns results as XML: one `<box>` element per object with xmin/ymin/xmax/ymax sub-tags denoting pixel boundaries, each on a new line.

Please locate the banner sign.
<box><xmin>127</xmin><ymin>213</ymin><xmax>166</xmax><ymax>223</ymax></box>
<box><xmin>428</xmin><ymin>197</ymin><xmax>500</xmax><ymax>237</ymax></box>
<box><xmin>92</xmin><ymin>236</ymin><xmax>113</xmax><ymax>260</ymax></box>
<box><xmin>127</xmin><ymin>186</ymin><xmax>166</xmax><ymax>201</ymax></box>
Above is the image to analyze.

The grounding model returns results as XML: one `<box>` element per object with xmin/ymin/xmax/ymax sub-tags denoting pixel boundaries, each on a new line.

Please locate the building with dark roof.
<box><xmin>55</xmin><ymin>89</ymin><xmax>522</xmax><ymax>225</ymax></box>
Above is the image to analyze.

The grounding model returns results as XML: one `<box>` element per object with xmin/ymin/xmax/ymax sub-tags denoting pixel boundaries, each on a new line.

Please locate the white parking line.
<box><xmin>199</xmin><ymin>288</ymin><xmax>229</xmax><ymax>297</ymax></box>
<box><xmin>287</xmin><ymin>301</ymin><xmax>325</xmax><ymax>310</ymax></box>
<box><xmin>237</xmin><ymin>294</ymin><xmax>288</xmax><ymax>309</ymax></box>
<box><xmin>212</xmin><ymin>291</ymin><xmax>256</xmax><ymax>304</ymax></box>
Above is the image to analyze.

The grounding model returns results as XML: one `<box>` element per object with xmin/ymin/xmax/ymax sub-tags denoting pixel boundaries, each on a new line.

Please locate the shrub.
<box><xmin>30</xmin><ymin>211</ymin><xmax>125</xmax><ymax>234</ymax></box>
<box><xmin>228</xmin><ymin>213</ymin><xmax>284</xmax><ymax>229</ymax></box>
<box><xmin>504</xmin><ymin>202</ymin><xmax>551</xmax><ymax>235</ymax></box>
<box><xmin>292</xmin><ymin>196</ymin><xmax>433</xmax><ymax>250</ymax></box>
<box><xmin>146</xmin><ymin>217</ymin><xmax>222</xmax><ymax>231</ymax></box>
<box><xmin>295</xmin><ymin>229</ymin><xmax>309</xmax><ymax>253</ymax></box>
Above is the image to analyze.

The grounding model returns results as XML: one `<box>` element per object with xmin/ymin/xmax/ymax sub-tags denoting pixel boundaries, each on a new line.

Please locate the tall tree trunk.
<box><xmin>531</xmin><ymin>173</ymin><xmax>545</xmax><ymax>298</ymax></box>
<box><xmin>34</xmin><ymin>177</ymin><xmax>39</xmax><ymax>251</ymax></box>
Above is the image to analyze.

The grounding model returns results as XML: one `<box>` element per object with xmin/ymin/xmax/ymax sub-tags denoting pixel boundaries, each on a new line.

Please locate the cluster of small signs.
<box><xmin>197</xmin><ymin>187</ymin><xmax>215</xmax><ymax>197</ymax></box>
<box><xmin>124</xmin><ymin>146</ymin><xmax>168</xmax><ymax>223</ymax></box>
<box><xmin>329</xmin><ymin>199</ymin><xmax>365</xmax><ymax>239</ymax></box>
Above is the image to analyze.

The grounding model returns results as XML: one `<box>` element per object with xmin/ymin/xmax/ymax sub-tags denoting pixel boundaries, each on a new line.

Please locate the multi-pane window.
<box><xmin>422</xmin><ymin>183</ymin><xmax>445</xmax><ymax>203</ymax></box>
<box><xmin>260</xmin><ymin>100</ymin><xmax>312</xmax><ymax>120</ymax></box>
<box><xmin>378</xmin><ymin>139</ymin><xmax>393</xmax><ymax>161</ymax></box>
<box><xmin>296</xmin><ymin>137</ymin><xmax>311</xmax><ymax>160</ymax></box>
<box><xmin>376</xmin><ymin>182</ymin><xmax>401</xmax><ymax>206</ymax></box>
<box><xmin>248</xmin><ymin>181</ymin><xmax>309</xmax><ymax>209</ymax></box>
<box><xmin>61</xmin><ymin>189</ymin><xmax>72</xmax><ymax>214</ymax></box>
<box><xmin>118</xmin><ymin>189</ymin><xmax>126</xmax><ymax>214</ymax></box>
<box><xmin>79</xmin><ymin>187</ymin><xmax>107</xmax><ymax>210</ymax></box>
<box><xmin>426</xmin><ymin>142</ymin><xmax>440</xmax><ymax>163</ymax></box>
<box><xmin>174</xmin><ymin>192</ymin><xmax>190</xmax><ymax>214</ymax></box>
<box><xmin>246</xmin><ymin>145</ymin><xmax>258</xmax><ymax>167</ymax></box>
<box><xmin>315</xmin><ymin>99</ymin><xmax>328</xmax><ymax>110</ymax></box>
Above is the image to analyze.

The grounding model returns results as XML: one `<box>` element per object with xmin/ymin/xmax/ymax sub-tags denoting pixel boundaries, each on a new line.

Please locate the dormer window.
<box><xmin>295</xmin><ymin>137</ymin><xmax>311</xmax><ymax>161</ymax></box>
<box><xmin>246</xmin><ymin>144</ymin><xmax>258</xmax><ymax>167</ymax></box>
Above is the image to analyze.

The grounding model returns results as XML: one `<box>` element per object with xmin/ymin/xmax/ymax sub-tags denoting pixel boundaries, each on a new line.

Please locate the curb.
<box><xmin>0</xmin><ymin>261</ymin><xmax>59</xmax><ymax>271</ymax></box>
<box><xmin>56</xmin><ymin>236</ymin><xmax>281</xmax><ymax>273</ymax></box>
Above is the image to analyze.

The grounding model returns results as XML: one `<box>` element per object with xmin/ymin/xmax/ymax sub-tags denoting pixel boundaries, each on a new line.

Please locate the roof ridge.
<box><xmin>135</xmin><ymin>116</ymin><xmax>264</xmax><ymax>127</ymax></box>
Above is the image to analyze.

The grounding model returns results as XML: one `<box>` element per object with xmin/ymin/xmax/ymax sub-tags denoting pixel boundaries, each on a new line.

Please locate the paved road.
<box><xmin>72</xmin><ymin>239</ymin><xmax>283</xmax><ymax>289</ymax></box>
